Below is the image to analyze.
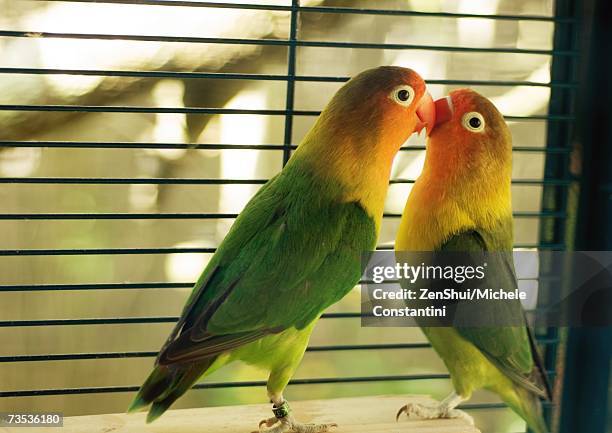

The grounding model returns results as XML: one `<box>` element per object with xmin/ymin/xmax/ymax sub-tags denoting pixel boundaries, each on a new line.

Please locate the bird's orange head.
<box><xmin>396</xmin><ymin>89</ymin><xmax>513</xmax><ymax>250</ymax></box>
<box><xmin>292</xmin><ymin>66</ymin><xmax>434</xmax><ymax>229</ymax></box>
<box><xmin>296</xmin><ymin>66</ymin><xmax>434</xmax><ymax>170</ymax></box>
<box><xmin>426</xmin><ymin>88</ymin><xmax>512</xmax><ymax>186</ymax></box>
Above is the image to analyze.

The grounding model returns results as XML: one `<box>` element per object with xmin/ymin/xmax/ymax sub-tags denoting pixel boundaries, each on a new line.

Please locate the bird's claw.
<box><xmin>258</xmin><ymin>418</ymin><xmax>337</xmax><ymax>433</ymax></box>
<box><xmin>396</xmin><ymin>405</ymin><xmax>409</xmax><ymax>421</ymax></box>
<box><xmin>258</xmin><ymin>400</ymin><xmax>337</xmax><ymax>433</ymax></box>
<box><xmin>395</xmin><ymin>403</ymin><xmax>474</xmax><ymax>425</ymax></box>
<box><xmin>257</xmin><ymin>419</ymin><xmax>283</xmax><ymax>433</ymax></box>
<box><xmin>259</xmin><ymin>417</ymin><xmax>280</xmax><ymax>429</ymax></box>
<box><xmin>287</xmin><ymin>420</ymin><xmax>337</xmax><ymax>433</ymax></box>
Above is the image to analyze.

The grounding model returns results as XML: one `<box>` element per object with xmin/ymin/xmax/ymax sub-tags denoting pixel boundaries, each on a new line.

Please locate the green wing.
<box><xmin>441</xmin><ymin>230</ymin><xmax>550</xmax><ymax>398</ymax></box>
<box><xmin>157</xmin><ymin>170</ymin><xmax>377</xmax><ymax>366</ymax></box>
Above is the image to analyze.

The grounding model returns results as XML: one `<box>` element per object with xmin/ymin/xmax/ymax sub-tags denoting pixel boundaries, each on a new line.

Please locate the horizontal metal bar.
<box><xmin>0</xmin><ymin>313</ymin><xmax>364</xmax><ymax>326</ymax></box>
<box><xmin>0</xmin><ymin>344</ymin><xmax>433</xmax><ymax>363</ymax></box>
<box><xmin>0</xmin><ymin>247</ymin><xmax>217</xmax><ymax>256</ymax></box>
<box><xmin>0</xmin><ymin>104</ymin><xmax>574</xmax><ymax>121</ymax></box>
<box><xmin>514</xmin><ymin>210</ymin><xmax>567</xmax><ymax>218</ymax></box>
<box><xmin>0</xmin><ymin>31</ymin><xmax>577</xmax><ymax>56</ymax></box>
<box><xmin>0</xmin><ymin>141</ymin><xmax>573</xmax><ymax>153</ymax></box>
<box><xmin>0</xmin><ymin>67</ymin><xmax>293</xmax><ymax>81</ymax></box>
<box><xmin>429</xmin><ymin>79</ymin><xmax>577</xmax><ymax>88</ymax></box>
<box><xmin>0</xmin><ymin>273</ymin><xmax>561</xmax><ymax>291</ymax></box>
<box><xmin>0</xmin><ymin>351</ymin><xmax>161</xmax><ymax>362</ymax></box>
<box><xmin>0</xmin><ymin>374</ymin><xmax>451</xmax><ymax>398</ymax></box>
<box><xmin>378</xmin><ymin>243</ymin><xmax>566</xmax><ymax>250</ymax></box>
<box><xmin>0</xmin><ymin>211</ymin><xmax>565</xmax><ymax>220</ymax></box>
<box><xmin>0</xmin><ymin>311</ymin><xmax>566</xmax><ymax>326</ymax></box>
<box><xmin>0</xmin><ymin>317</ymin><xmax>179</xmax><ymax>326</ymax></box>
<box><xmin>0</xmin><ymin>141</ymin><xmax>291</xmax><ymax>150</ymax></box>
<box><xmin>0</xmin><ymin>282</ymin><xmax>193</xmax><ymax>292</ymax></box>
<box><xmin>0</xmin><ymin>177</ymin><xmax>571</xmax><ymax>186</ymax></box>
<box><xmin>512</xmin><ymin>146</ymin><xmax>571</xmax><ymax>153</ymax></box>
<box><xmin>384</xmin><ymin>210</ymin><xmax>567</xmax><ymax>218</ymax></box>
<box><xmin>0</xmin><ymin>177</ymin><xmax>268</xmax><ymax>185</ymax></box>
<box><xmin>39</xmin><ymin>0</ymin><xmax>574</xmax><ymax>23</ymax></box>
<box><xmin>0</xmin><ymin>371</ymin><xmax>558</xmax><ymax>398</ymax></box>
<box><xmin>511</xmin><ymin>179</ymin><xmax>571</xmax><ymax>186</ymax></box>
<box><xmin>514</xmin><ymin>243</ymin><xmax>566</xmax><ymax>249</ymax></box>
<box><xmin>308</xmin><ymin>343</ymin><xmax>431</xmax><ymax>352</ymax></box>
<box><xmin>0</xmin><ymin>104</ymin><xmax>316</xmax><ymax>116</ymax></box>
<box><xmin>504</xmin><ymin>114</ymin><xmax>573</xmax><ymax>121</ymax></box>
<box><xmin>0</xmin><ymin>339</ymin><xmax>560</xmax><ymax>364</ymax></box>
<box><xmin>0</xmin><ymin>213</ymin><xmax>240</xmax><ymax>220</ymax></box>
<box><xmin>0</xmin><ymin>246</ymin><xmax>397</xmax><ymax>257</ymax></box>
<box><xmin>0</xmin><ymin>67</ymin><xmax>579</xmax><ymax>88</ymax></box>
<box><xmin>0</xmin><ymin>242</ymin><xmax>564</xmax><ymax>256</ymax></box>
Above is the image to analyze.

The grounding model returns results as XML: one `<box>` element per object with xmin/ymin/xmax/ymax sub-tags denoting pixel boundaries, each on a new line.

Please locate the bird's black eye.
<box><xmin>468</xmin><ymin>116</ymin><xmax>481</xmax><ymax>128</ymax></box>
<box><xmin>389</xmin><ymin>85</ymin><xmax>415</xmax><ymax>106</ymax></box>
<box><xmin>461</xmin><ymin>111</ymin><xmax>485</xmax><ymax>132</ymax></box>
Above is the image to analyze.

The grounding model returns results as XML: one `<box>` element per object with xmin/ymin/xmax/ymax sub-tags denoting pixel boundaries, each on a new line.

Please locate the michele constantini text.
<box><xmin>372</xmin><ymin>305</ymin><xmax>447</xmax><ymax>317</ymax></box>
<box><xmin>370</xmin><ymin>288</ymin><xmax>527</xmax><ymax>318</ymax></box>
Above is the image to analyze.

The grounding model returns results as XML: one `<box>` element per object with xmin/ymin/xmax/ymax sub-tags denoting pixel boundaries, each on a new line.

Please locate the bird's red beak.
<box><xmin>415</xmin><ymin>92</ymin><xmax>435</xmax><ymax>136</ymax></box>
<box><xmin>434</xmin><ymin>96</ymin><xmax>454</xmax><ymax>126</ymax></box>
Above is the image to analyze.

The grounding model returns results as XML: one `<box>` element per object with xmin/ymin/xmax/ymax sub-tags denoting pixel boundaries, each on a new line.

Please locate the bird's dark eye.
<box><xmin>389</xmin><ymin>85</ymin><xmax>415</xmax><ymax>106</ymax></box>
<box><xmin>461</xmin><ymin>111</ymin><xmax>485</xmax><ymax>132</ymax></box>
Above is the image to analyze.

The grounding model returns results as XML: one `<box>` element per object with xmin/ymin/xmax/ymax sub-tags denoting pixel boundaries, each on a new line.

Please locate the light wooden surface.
<box><xmin>2</xmin><ymin>395</ymin><xmax>480</xmax><ymax>433</ymax></box>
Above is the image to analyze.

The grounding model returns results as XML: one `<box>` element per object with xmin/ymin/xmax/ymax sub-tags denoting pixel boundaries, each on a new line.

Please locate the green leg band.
<box><xmin>272</xmin><ymin>401</ymin><xmax>292</xmax><ymax>419</ymax></box>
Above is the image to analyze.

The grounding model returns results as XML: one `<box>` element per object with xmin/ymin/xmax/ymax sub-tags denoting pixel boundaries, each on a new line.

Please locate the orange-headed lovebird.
<box><xmin>395</xmin><ymin>89</ymin><xmax>551</xmax><ymax>433</ymax></box>
<box><xmin>128</xmin><ymin>66</ymin><xmax>435</xmax><ymax>433</ymax></box>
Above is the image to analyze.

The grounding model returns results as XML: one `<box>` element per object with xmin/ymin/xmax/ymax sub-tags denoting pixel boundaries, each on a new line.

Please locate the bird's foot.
<box><xmin>258</xmin><ymin>401</ymin><xmax>337</xmax><ymax>433</ymax></box>
<box><xmin>396</xmin><ymin>402</ymin><xmax>474</xmax><ymax>425</ymax></box>
<box><xmin>259</xmin><ymin>416</ymin><xmax>281</xmax><ymax>429</ymax></box>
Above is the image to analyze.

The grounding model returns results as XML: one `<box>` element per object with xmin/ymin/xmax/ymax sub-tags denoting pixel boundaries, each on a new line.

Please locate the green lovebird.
<box><xmin>128</xmin><ymin>66</ymin><xmax>435</xmax><ymax>433</ymax></box>
<box><xmin>394</xmin><ymin>89</ymin><xmax>551</xmax><ymax>433</ymax></box>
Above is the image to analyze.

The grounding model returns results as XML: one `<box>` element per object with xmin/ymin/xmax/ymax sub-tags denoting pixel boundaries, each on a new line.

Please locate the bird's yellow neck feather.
<box><xmin>291</xmin><ymin>129</ymin><xmax>398</xmax><ymax>233</ymax></box>
<box><xmin>396</xmin><ymin>169</ymin><xmax>512</xmax><ymax>251</ymax></box>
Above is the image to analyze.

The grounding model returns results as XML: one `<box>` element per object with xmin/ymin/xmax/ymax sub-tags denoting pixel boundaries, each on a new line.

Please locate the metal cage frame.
<box><xmin>0</xmin><ymin>2</ymin><xmax>586</xmax><ymax>433</ymax></box>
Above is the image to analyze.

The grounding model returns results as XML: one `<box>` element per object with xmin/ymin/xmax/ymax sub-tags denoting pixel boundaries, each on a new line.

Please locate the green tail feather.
<box><xmin>146</xmin><ymin>400</ymin><xmax>173</xmax><ymax>424</ymax></box>
<box><xmin>509</xmin><ymin>387</ymin><xmax>548</xmax><ymax>433</ymax></box>
<box><xmin>127</xmin><ymin>360</ymin><xmax>214</xmax><ymax>422</ymax></box>
<box><xmin>145</xmin><ymin>365</ymin><xmax>203</xmax><ymax>423</ymax></box>
<box><xmin>127</xmin><ymin>395</ymin><xmax>147</xmax><ymax>414</ymax></box>
<box><xmin>127</xmin><ymin>365</ymin><xmax>175</xmax><ymax>414</ymax></box>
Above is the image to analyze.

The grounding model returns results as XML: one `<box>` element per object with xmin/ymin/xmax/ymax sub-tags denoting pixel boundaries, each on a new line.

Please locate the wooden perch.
<box><xmin>7</xmin><ymin>395</ymin><xmax>480</xmax><ymax>433</ymax></box>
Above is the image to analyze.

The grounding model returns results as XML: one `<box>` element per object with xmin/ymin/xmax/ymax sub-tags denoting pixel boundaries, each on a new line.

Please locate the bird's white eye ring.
<box><xmin>389</xmin><ymin>85</ymin><xmax>415</xmax><ymax>107</ymax></box>
<box><xmin>461</xmin><ymin>112</ymin><xmax>485</xmax><ymax>132</ymax></box>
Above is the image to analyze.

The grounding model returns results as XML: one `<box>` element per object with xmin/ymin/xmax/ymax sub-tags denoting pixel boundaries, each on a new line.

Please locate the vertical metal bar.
<box><xmin>538</xmin><ymin>1</ymin><xmax>578</xmax><ymax>432</ymax></box>
<box><xmin>541</xmin><ymin>0</ymin><xmax>576</xmax><ymax>248</ymax></box>
<box><xmin>283</xmin><ymin>0</ymin><xmax>299</xmax><ymax>166</ymax></box>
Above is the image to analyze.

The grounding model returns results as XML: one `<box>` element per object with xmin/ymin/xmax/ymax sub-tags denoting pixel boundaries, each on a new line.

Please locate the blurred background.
<box><xmin>0</xmin><ymin>1</ymin><xmax>580</xmax><ymax>433</ymax></box>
